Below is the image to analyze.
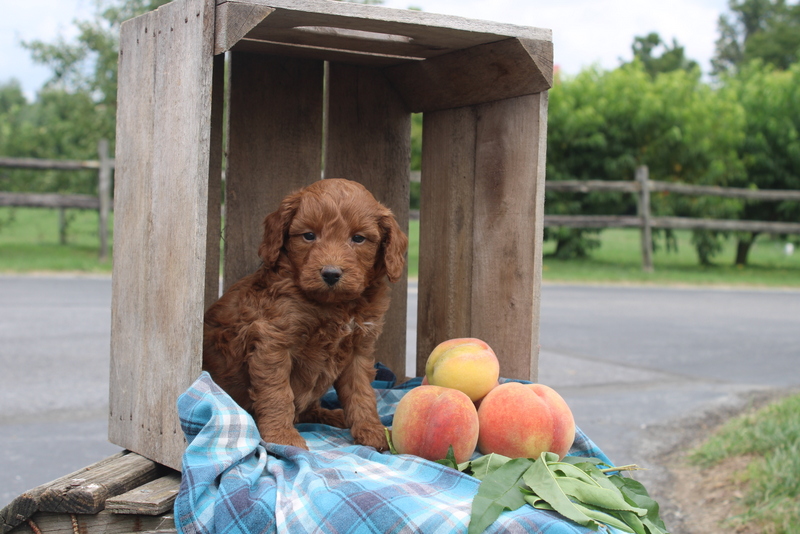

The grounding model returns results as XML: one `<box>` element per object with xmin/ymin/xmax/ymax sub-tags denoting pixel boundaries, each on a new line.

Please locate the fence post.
<box><xmin>636</xmin><ymin>165</ymin><xmax>653</xmax><ymax>272</ymax></box>
<box><xmin>98</xmin><ymin>139</ymin><xmax>112</xmax><ymax>262</ymax></box>
<box><xmin>58</xmin><ymin>208</ymin><xmax>67</xmax><ymax>245</ymax></box>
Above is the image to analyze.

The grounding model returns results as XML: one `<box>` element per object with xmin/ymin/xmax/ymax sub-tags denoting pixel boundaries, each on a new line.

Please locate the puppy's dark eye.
<box><xmin>302</xmin><ymin>232</ymin><xmax>316</xmax><ymax>242</ymax></box>
<box><xmin>352</xmin><ymin>234</ymin><xmax>366</xmax><ymax>244</ymax></box>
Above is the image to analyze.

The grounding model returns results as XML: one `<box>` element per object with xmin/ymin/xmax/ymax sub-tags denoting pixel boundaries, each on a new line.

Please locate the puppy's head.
<box><xmin>259</xmin><ymin>179</ymin><xmax>408</xmax><ymax>303</ymax></box>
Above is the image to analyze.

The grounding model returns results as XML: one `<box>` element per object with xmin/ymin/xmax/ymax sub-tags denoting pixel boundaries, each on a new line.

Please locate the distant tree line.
<box><xmin>1</xmin><ymin>0</ymin><xmax>799</xmax><ymax>266</ymax></box>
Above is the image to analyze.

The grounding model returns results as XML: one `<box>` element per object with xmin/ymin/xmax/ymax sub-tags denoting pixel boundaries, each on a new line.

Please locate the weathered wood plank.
<box><xmin>416</xmin><ymin>106</ymin><xmax>478</xmax><ymax>376</ymax></box>
<box><xmin>545</xmin><ymin>178</ymin><xmax>800</xmax><ymax>201</ymax></box>
<box><xmin>385</xmin><ymin>37</ymin><xmax>553</xmax><ymax>112</ymax></box>
<box><xmin>545</xmin><ymin>180</ymin><xmax>640</xmax><ymax>194</ymax></box>
<box><xmin>1</xmin><ymin>453</ymin><xmax>129</xmax><ymax>534</ymax></box>
<box><xmin>109</xmin><ymin>0</ymin><xmax>216</xmax><ymax>470</ymax></box>
<box><xmin>325</xmin><ymin>63</ymin><xmax>410</xmax><ymax>379</ymax></box>
<box><xmin>418</xmin><ymin>93</ymin><xmax>547</xmax><ymax>382</ymax></box>
<box><xmin>469</xmin><ymin>93</ymin><xmax>547</xmax><ymax>382</ymax></box>
<box><xmin>214</xmin><ymin>1</ymin><xmax>274</xmax><ymax>54</ymax></box>
<box><xmin>10</xmin><ymin>511</ymin><xmax>174</xmax><ymax>534</ymax></box>
<box><xmin>205</xmin><ymin>54</ymin><xmax>225</xmax><ymax>309</ymax></box>
<box><xmin>651</xmin><ymin>216</ymin><xmax>800</xmax><ymax>234</ymax></box>
<box><xmin>0</xmin><ymin>193</ymin><xmax>100</xmax><ymax>210</ymax></box>
<box><xmin>37</xmin><ymin>453</ymin><xmax>161</xmax><ymax>515</ymax></box>
<box><xmin>650</xmin><ymin>181</ymin><xmax>800</xmax><ymax>201</ymax></box>
<box><xmin>543</xmin><ymin>215</ymin><xmax>644</xmax><ymax>228</ymax></box>
<box><xmin>0</xmin><ymin>157</ymin><xmax>104</xmax><ymax>170</ymax></box>
<box><xmin>637</xmin><ymin>166</ymin><xmax>654</xmax><ymax>272</ymax></box>
<box><xmin>223</xmin><ymin>51</ymin><xmax>324</xmax><ymax>290</ymax></box>
<box><xmin>105</xmin><ymin>472</ymin><xmax>181</xmax><ymax>516</ymax></box>
<box><xmin>215</xmin><ymin>0</ymin><xmax>551</xmax><ymax>48</ymax></box>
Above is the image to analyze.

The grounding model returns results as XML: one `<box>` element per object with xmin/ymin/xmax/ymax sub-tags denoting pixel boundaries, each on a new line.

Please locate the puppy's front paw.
<box><xmin>351</xmin><ymin>423</ymin><xmax>389</xmax><ymax>452</ymax></box>
<box><xmin>262</xmin><ymin>428</ymin><xmax>309</xmax><ymax>450</ymax></box>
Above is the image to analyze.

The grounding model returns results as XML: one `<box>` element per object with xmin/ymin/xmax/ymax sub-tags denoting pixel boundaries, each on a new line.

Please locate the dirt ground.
<box><xmin>632</xmin><ymin>388</ymin><xmax>797</xmax><ymax>534</ymax></box>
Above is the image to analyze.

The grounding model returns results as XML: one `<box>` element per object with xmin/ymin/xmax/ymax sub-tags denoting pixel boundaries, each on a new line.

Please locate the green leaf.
<box><xmin>521</xmin><ymin>453</ymin><xmax>604</xmax><ymax>530</ymax></box>
<box><xmin>434</xmin><ymin>445</ymin><xmax>459</xmax><ymax>470</ymax></box>
<box><xmin>468</xmin><ymin>458</ymin><xmax>532</xmax><ymax>534</ymax></box>
<box><xmin>463</xmin><ymin>453</ymin><xmax>513</xmax><ymax>481</ymax></box>
<box><xmin>555</xmin><ymin>478</ymin><xmax>647</xmax><ymax>515</ymax></box>
<box><xmin>568</xmin><ymin>500</ymin><xmax>639</xmax><ymax>534</ymax></box>
<box><xmin>385</xmin><ymin>428</ymin><xmax>398</xmax><ymax>455</ymax></box>
<box><xmin>559</xmin><ymin>455</ymin><xmax>606</xmax><ymax>467</ymax></box>
<box><xmin>608</xmin><ymin>476</ymin><xmax>670</xmax><ymax>534</ymax></box>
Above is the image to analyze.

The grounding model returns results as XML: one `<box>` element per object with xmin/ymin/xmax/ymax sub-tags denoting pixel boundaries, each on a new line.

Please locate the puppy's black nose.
<box><xmin>321</xmin><ymin>266</ymin><xmax>342</xmax><ymax>287</ymax></box>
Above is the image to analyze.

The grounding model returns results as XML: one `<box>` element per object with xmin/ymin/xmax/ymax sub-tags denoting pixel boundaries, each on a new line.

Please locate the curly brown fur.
<box><xmin>202</xmin><ymin>179</ymin><xmax>408</xmax><ymax>451</ymax></box>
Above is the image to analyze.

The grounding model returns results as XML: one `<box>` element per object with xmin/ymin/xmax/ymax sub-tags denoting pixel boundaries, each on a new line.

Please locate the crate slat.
<box><xmin>105</xmin><ymin>473</ymin><xmax>181</xmax><ymax>516</ymax></box>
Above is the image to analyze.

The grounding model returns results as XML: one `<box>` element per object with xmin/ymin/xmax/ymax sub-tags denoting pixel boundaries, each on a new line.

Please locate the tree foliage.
<box><xmin>713</xmin><ymin>0</ymin><xmax>800</xmax><ymax>74</ymax></box>
<box><xmin>0</xmin><ymin>0</ymin><xmax>171</xmax><ymax>195</ymax></box>
<box><xmin>546</xmin><ymin>61</ymin><xmax>745</xmax><ymax>262</ymax></box>
<box><xmin>630</xmin><ymin>32</ymin><xmax>699</xmax><ymax>78</ymax></box>
<box><xmin>723</xmin><ymin>61</ymin><xmax>800</xmax><ymax>263</ymax></box>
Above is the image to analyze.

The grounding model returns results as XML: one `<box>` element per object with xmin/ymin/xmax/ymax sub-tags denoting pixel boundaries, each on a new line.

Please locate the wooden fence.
<box><xmin>0</xmin><ymin>140</ymin><xmax>114</xmax><ymax>260</ymax></box>
<box><xmin>544</xmin><ymin>165</ymin><xmax>800</xmax><ymax>271</ymax></box>
<box><xmin>2</xmin><ymin>161</ymin><xmax>796</xmax><ymax>269</ymax></box>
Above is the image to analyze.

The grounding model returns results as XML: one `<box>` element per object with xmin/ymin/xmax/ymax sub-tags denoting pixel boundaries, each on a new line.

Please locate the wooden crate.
<box><xmin>109</xmin><ymin>0</ymin><xmax>553</xmax><ymax>470</ymax></box>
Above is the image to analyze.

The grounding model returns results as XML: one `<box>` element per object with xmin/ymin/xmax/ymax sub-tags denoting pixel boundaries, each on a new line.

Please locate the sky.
<box><xmin>2</xmin><ymin>0</ymin><xmax>730</xmax><ymax>101</ymax></box>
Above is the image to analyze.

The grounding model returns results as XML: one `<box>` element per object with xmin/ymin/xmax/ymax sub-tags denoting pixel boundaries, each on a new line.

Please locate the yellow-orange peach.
<box><xmin>425</xmin><ymin>338</ymin><xmax>500</xmax><ymax>402</ymax></box>
<box><xmin>477</xmin><ymin>382</ymin><xmax>575</xmax><ymax>460</ymax></box>
<box><xmin>391</xmin><ymin>385</ymin><xmax>479</xmax><ymax>464</ymax></box>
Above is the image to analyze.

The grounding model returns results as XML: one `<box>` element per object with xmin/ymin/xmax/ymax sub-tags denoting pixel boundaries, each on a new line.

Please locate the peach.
<box><xmin>477</xmin><ymin>382</ymin><xmax>575</xmax><ymax>460</ymax></box>
<box><xmin>425</xmin><ymin>338</ymin><xmax>500</xmax><ymax>402</ymax></box>
<box><xmin>391</xmin><ymin>385</ymin><xmax>479</xmax><ymax>464</ymax></box>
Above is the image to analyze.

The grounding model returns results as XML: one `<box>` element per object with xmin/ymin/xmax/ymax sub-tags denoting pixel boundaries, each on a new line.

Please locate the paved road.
<box><xmin>2</xmin><ymin>276</ymin><xmax>799</xmax><ymax>509</ymax></box>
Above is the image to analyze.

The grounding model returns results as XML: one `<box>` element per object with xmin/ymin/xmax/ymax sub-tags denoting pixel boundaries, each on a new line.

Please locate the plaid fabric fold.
<box><xmin>175</xmin><ymin>370</ymin><xmax>617</xmax><ymax>534</ymax></box>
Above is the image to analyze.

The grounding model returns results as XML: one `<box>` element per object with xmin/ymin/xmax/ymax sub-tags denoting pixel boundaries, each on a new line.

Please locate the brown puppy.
<box><xmin>202</xmin><ymin>179</ymin><xmax>407</xmax><ymax>451</ymax></box>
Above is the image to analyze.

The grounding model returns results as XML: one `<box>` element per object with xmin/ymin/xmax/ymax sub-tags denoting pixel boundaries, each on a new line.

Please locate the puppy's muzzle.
<box><xmin>321</xmin><ymin>266</ymin><xmax>343</xmax><ymax>287</ymax></box>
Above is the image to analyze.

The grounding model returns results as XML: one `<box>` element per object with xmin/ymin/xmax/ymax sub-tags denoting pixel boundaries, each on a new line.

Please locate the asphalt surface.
<box><xmin>2</xmin><ymin>275</ymin><xmax>799</xmax><ymax>510</ymax></box>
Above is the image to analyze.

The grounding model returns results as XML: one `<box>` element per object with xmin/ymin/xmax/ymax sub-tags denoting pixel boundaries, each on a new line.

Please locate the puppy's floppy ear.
<box><xmin>258</xmin><ymin>192</ymin><xmax>301</xmax><ymax>268</ymax></box>
<box><xmin>377</xmin><ymin>211</ymin><xmax>409</xmax><ymax>283</ymax></box>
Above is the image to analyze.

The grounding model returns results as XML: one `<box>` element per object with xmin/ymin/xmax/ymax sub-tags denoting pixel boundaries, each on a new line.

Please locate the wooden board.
<box><xmin>417</xmin><ymin>92</ymin><xmax>548</xmax><ymax>381</ymax></box>
<box><xmin>38</xmin><ymin>453</ymin><xmax>161</xmax><ymax>515</ymax></box>
<box><xmin>12</xmin><ymin>511</ymin><xmax>174</xmax><ymax>534</ymax></box>
<box><xmin>415</xmin><ymin>106</ymin><xmax>478</xmax><ymax>376</ymax></box>
<box><xmin>215</xmin><ymin>0</ymin><xmax>551</xmax><ymax>57</ymax></box>
<box><xmin>1</xmin><ymin>453</ymin><xmax>128</xmax><ymax>534</ymax></box>
<box><xmin>109</xmin><ymin>0</ymin><xmax>216</xmax><ymax>470</ymax></box>
<box><xmin>223</xmin><ymin>51</ymin><xmax>324</xmax><ymax>289</ymax></box>
<box><xmin>105</xmin><ymin>473</ymin><xmax>181</xmax><ymax>516</ymax></box>
<box><xmin>324</xmin><ymin>63</ymin><xmax>410</xmax><ymax>379</ymax></box>
<box><xmin>385</xmin><ymin>37</ymin><xmax>553</xmax><ymax>112</ymax></box>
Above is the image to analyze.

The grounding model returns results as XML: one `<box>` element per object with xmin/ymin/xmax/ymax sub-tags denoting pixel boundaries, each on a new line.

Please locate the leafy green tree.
<box><xmin>546</xmin><ymin>61</ymin><xmax>746</xmax><ymax>263</ymax></box>
<box><xmin>713</xmin><ymin>0</ymin><xmax>800</xmax><ymax>74</ymax></box>
<box><xmin>722</xmin><ymin>61</ymin><xmax>800</xmax><ymax>264</ymax></box>
<box><xmin>630</xmin><ymin>32</ymin><xmax>699</xmax><ymax>77</ymax></box>
<box><xmin>22</xmin><ymin>0</ymin><xmax>172</xmax><ymax>146</ymax></box>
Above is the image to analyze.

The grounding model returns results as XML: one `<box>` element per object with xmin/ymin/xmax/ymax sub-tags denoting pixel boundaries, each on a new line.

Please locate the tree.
<box><xmin>546</xmin><ymin>61</ymin><xmax>745</xmax><ymax>264</ymax></box>
<box><xmin>630</xmin><ymin>32</ymin><xmax>699</xmax><ymax>78</ymax></box>
<box><xmin>712</xmin><ymin>0</ymin><xmax>800</xmax><ymax>74</ymax></box>
<box><xmin>22</xmin><ymin>0</ymin><xmax>172</xmax><ymax>147</ymax></box>
<box><xmin>723</xmin><ymin>61</ymin><xmax>800</xmax><ymax>265</ymax></box>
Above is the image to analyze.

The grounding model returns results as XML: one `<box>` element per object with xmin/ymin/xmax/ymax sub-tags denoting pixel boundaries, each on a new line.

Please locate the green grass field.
<box><xmin>1</xmin><ymin>208</ymin><xmax>799</xmax><ymax>287</ymax></box>
<box><xmin>0</xmin><ymin>207</ymin><xmax>113</xmax><ymax>273</ymax></box>
<box><xmin>690</xmin><ymin>393</ymin><xmax>800</xmax><ymax>533</ymax></box>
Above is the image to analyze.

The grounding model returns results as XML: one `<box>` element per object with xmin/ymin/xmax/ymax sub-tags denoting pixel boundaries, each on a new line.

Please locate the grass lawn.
<box><xmin>540</xmin><ymin>227</ymin><xmax>800</xmax><ymax>288</ymax></box>
<box><xmin>689</xmin><ymin>393</ymin><xmax>800</xmax><ymax>533</ymax></box>
<box><xmin>0</xmin><ymin>207</ymin><xmax>113</xmax><ymax>273</ymax></box>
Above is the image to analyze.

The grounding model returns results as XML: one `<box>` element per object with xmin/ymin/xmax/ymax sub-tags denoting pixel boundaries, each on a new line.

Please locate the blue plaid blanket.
<box><xmin>175</xmin><ymin>369</ymin><xmax>618</xmax><ymax>534</ymax></box>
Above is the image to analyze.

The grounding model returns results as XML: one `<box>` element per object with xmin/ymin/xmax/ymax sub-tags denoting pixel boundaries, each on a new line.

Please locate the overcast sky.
<box><xmin>2</xmin><ymin>0</ymin><xmax>730</xmax><ymax>100</ymax></box>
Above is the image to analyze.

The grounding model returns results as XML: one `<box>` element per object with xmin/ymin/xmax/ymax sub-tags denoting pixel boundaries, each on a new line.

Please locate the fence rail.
<box><xmin>543</xmin><ymin>165</ymin><xmax>800</xmax><ymax>271</ymax></box>
<box><xmin>0</xmin><ymin>140</ymin><xmax>114</xmax><ymax>260</ymax></box>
